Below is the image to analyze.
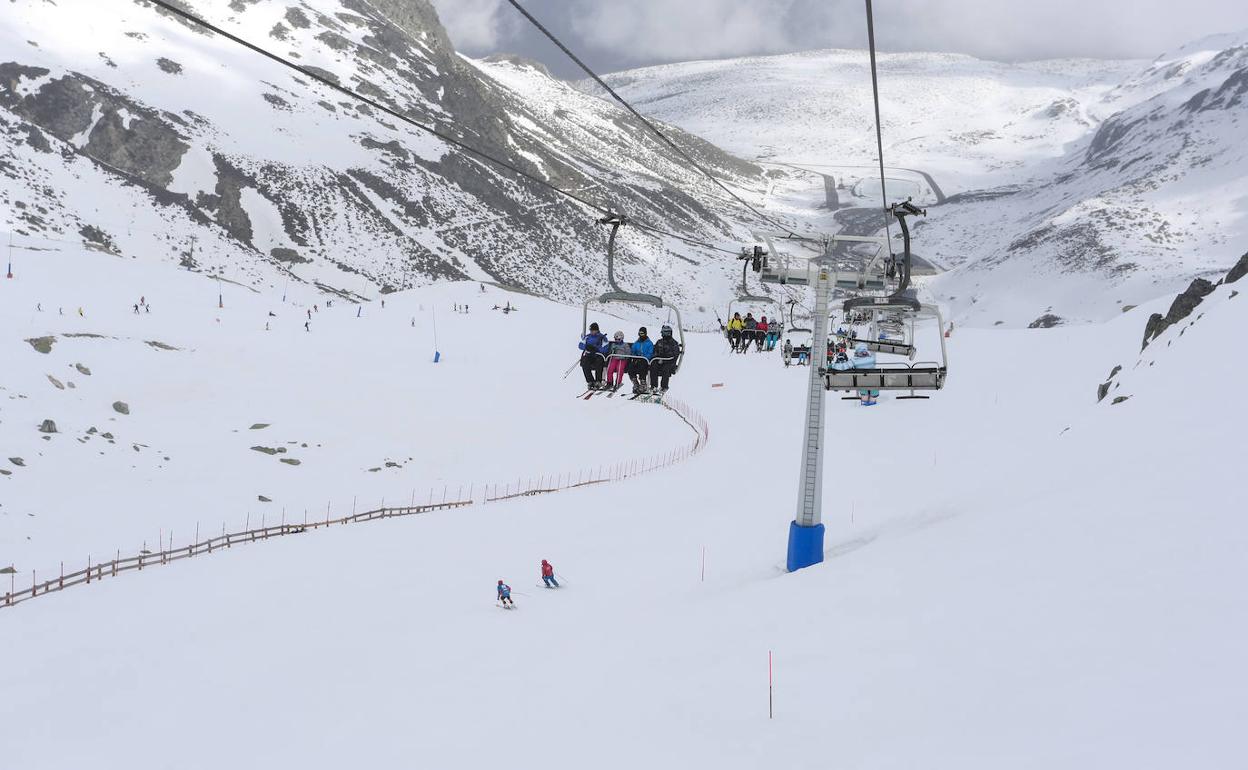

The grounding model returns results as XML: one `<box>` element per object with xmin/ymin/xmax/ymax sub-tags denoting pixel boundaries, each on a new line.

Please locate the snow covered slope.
<box><xmin>0</xmin><ymin>247</ymin><xmax>694</xmax><ymax>572</ymax></box>
<box><xmin>601</xmin><ymin>50</ymin><xmax>1140</xmax><ymax>191</ymax></box>
<box><xmin>2</xmin><ymin>241</ymin><xmax>1245</xmax><ymax>768</ymax></box>
<box><xmin>603</xmin><ymin>41</ymin><xmax>1248</xmax><ymax>325</ymax></box>
<box><xmin>0</xmin><ymin>0</ymin><xmax>768</xmax><ymax>309</ymax></box>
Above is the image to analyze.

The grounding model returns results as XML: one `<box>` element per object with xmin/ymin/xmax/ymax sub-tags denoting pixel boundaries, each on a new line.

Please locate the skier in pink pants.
<box><xmin>604</xmin><ymin>331</ymin><xmax>631</xmax><ymax>390</ymax></box>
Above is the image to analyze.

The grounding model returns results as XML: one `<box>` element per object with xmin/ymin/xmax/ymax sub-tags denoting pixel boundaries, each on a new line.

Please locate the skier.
<box><xmin>603</xmin><ymin>331</ymin><xmax>631</xmax><ymax>391</ymax></box>
<box><xmin>540</xmin><ymin>560</ymin><xmax>559</xmax><ymax>588</ymax></box>
<box><xmin>304</xmin><ymin>321</ymin><xmax>310</xmax><ymax>332</ymax></box>
<box><xmin>306</xmin><ymin>309</ymin><xmax>312</xmax><ymax>320</ymax></box>
<box><xmin>649</xmin><ymin>325</ymin><xmax>681</xmax><ymax>394</ymax></box>
<box><xmin>756</xmin><ymin>316</ymin><xmax>769</xmax><ymax>351</ymax></box>
<box><xmin>726</xmin><ymin>313</ymin><xmax>744</xmax><ymax>351</ymax></box>
<box><xmin>628</xmin><ymin>327</ymin><xmax>654</xmax><ymax>393</ymax></box>
<box><xmin>133</xmin><ymin>303</ymin><xmax>139</xmax><ymax>314</ymax></box>
<box><xmin>782</xmin><ymin>338</ymin><xmax>793</xmax><ymax>366</ymax></box>
<box><xmin>578</xmin><ymin>322</ymin><xmax>609</xmax><ymax>389</ymax></box>
<box><xmin>497</xmin><ymin>580</ymin><xmax>514</xmax><ymax>607</ymax></box>
<box><xmin>743</xmin><ymin>313</ymin><xmax>758</xmax><ymax>352</ymax></box>
<box><xmin>838</xmin><ymin>341</ymin><xmax>878</xmax><ymax>404</ymax></box>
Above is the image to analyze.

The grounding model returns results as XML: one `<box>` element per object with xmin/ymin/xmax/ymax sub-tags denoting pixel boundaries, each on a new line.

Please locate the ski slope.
<box><xmin>3</xmin><ymin>245</ymin><xmax>1245</xmax><ymax>768</ymax></box>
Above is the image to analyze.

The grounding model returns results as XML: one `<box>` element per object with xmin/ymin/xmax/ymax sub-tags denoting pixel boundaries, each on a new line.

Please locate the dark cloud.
<box><xmin>431</xmin><ymin>0</ymin><xmax>1248</xmax><ymax>78</ymax></box>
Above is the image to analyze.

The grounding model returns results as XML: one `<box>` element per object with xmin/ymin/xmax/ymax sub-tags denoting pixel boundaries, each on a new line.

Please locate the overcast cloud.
<box><xmin>429</xmin><ymin>0</ymin><xmax>1248</xmax><ymax>77</ymax></box>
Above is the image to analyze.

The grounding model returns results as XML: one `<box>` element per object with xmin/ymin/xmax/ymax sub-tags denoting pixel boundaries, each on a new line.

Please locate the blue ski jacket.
<box><xmin>579</xmin><ymin>332</ymin><xmax>608</xmax><ymax>356</ymax></box>
<box><xmin>631</xmin><ymin>338</ymin><xmax>655</xmax><ymax>360</ymax></box>
<box><xmin>852</xmin><ymin>345</ymin><xmax>877</xmax><ymax>370</ymax></box>
<box><xmin>497</xmin><ymin>584</ymin><xmax>511</xmax><ymax>598</ymax></box>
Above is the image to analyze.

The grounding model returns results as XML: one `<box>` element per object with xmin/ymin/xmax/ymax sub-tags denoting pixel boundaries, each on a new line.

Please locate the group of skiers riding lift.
<box><xmin>578</xmin><ymin>322</ymin><xmax>682</xmax><ymax>395</ymax></box>
<box><xmin>724</xmin><ymin>312</ymin><xmax>781</xmax><ymax>353</ymax></box>
<box><xmin>724</xmin><ymin>311</ymin><xmax>884</xmax><ymax>406</ymax></box>
<box><xmin>496</xmin><ymin>559</ymin><xmax>560</xmax><ymax>608</ymax></box>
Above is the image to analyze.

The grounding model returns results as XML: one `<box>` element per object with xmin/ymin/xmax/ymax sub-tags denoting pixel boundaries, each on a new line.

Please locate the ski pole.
<box><xmin>561</xmin><ymin>358</ymin><xmax>581</xmax><ymax>379</ymax></box>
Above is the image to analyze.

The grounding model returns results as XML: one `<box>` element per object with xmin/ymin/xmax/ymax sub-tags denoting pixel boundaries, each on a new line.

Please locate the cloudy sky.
<box><xmin>430</xmin><ymin>0</ymin><xmax>1248</xmax><ymax>77</ymax></box>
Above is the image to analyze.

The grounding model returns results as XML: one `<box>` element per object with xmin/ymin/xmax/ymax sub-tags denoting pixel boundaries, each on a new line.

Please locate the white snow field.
<box><xmin>3</xmin><ymin>243</ymin><xmax>1246</xmax><ymax>767</ymax></box>
<box><xmin>602</xmin><ymin>40</ymin><xmax>1248</xmax><ymax>326</ymax></box>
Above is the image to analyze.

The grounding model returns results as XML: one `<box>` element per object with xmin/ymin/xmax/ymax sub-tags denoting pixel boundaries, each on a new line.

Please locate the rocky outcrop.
<box><xmin>0</xmin><ymin>63</ymin><xmax>191</xmax><ymax>188</ymax></box>
<box><xmin>1142</xmin><ymin>278</ymin><xmax>1216</xmax><ymax>349</ymax></box>
<box><xmin>1028</xmin><ymin>314</ymin><xmax>1064</xmax><ymax>329</ymax></box>
<box><xmin>1226</xmin><ymin>251</ymin><xmax>1248</xmax><ymax>285</ymax></box>
<box><xmin>25</xmin><ymin>336</ymin><xmax>55</xmax><ymax>354</ymax></box>
<box><xmin>112</xmin><ymin>401</ymin><xmax>130</xmax><ymax>415</ymax></box>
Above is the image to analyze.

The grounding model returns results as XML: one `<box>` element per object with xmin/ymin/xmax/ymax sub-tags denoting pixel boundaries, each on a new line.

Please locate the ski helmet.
<box><xmin>661</xmin><ymin>324</ymin><xmax>673</xmax><ymax>338</ymax></box>
<box><xmin>498</xmin><ymin>580</ymin><xmax>504</xmax><ymax>585</ymax></box>
<box><xmin>638</xmin><ymin>326</ymin><xmax>647</xmax><ymax>336</ymax></box>
<box><xmin>614</xmin><ymin>331</ymin><xmax>625</xmax><ymax>341</ymax></box>
<box><xmin>589</xmin><ymin>322</ymin><xmax>599</xmax><ymax>332</ymax></box>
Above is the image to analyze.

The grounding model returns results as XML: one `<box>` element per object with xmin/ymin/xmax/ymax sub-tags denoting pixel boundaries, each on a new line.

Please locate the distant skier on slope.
<box><xmin>497</xmin><ymin>580</ymin><xmax>514</xmax><ymax>607</ymax></box>
<box><xmin>540</xmin><ymin>560</ymin><xmax>559</xmax><ymax>589</ymax></box>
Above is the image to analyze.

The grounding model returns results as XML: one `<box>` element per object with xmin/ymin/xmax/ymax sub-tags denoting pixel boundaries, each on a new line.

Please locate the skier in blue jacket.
<box><xmin>497</xmin><ymin>580</ymin><xmax>514</xmax><ymax>606</ymax></box>
<box><xmin>628</xmin><ymin>327</ymin><xmax>655</xmax><ymax>394</ymax></box>
<box><xmin>851</xmin><ymin>343</ymin><xmax>879</xmax><ymax>406</ymax></box>
<box><xmin>578</xmin><ymin>322</ymin><xmax>609</xmax><ymax>388</ymax></box>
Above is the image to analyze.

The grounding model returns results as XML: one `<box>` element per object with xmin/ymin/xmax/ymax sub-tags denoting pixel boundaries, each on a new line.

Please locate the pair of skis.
<box><xmin>577</xmin><ymin>383</ymin><xmax>625</xmax><ymax>400</ymax></box>
<box><xmin>575</xmin><ymin>385</ymin><xmax>663</xmax><ymax>403</ymax></box>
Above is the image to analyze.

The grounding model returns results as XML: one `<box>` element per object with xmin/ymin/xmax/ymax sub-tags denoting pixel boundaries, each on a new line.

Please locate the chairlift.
<box><xmin>833</xmin><ymin>308</ymin><xmax>917</xmax><ymax>359</ymax></box>
<box><xmin>581</xmin><ymin>214</ymin><xmax>686</xmax><ymax>386</ymax></box>
<box><xmin>725</xmin><ymin>245</ymin><xmax>784</xmax><ymax>354</ymax></box>
<box><xmin>780</xmin><ymin>298</ymin><xmax>814</xmax><ymax>367</ymax></box>
<box><xmin>823</xmin><ymin>303</ymin><xmax>948</xmax><ymax>395</ymax></box>
<box><xmin>842</xmin><ymin>200</ymin><xmax>925</xmax><ymax>316</ymax></box>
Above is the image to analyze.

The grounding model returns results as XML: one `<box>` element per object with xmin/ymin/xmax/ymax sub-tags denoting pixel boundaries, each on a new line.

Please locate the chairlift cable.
<box><xmin>140</xmin><ymin>0</ymin><xmax>740</xmax><ymax>258</ymax></box>
<box><xmin>503</xmin><ymin>0</ymin><xmax>803</xmax><ymax>239</ymax></box>
<box><xmin>864</xmin><ymin>0</ymin><xmax>895</xmax><ymax>258</ymax></box>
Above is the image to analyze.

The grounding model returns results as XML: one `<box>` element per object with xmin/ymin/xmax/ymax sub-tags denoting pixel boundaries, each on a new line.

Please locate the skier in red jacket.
<box><xmin>540</xmin><ymin>560</ymin><xmax>560</xmax><ymax>589</ymax></box>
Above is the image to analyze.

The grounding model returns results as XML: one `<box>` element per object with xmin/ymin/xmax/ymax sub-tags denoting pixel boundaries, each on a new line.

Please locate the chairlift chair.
<box><xmin>581</xmin><ymin>214</ymin><xmax>686</xmax><ymax>386</ymax></box>
<box><xmin>726</xmin><ymin>245</ymin><xmax>784</xmax><ymax>354</ymax></box>
<box><xmin>823</xmin><ymin>303</ymin><xmax>948</xmax><ymax>394</ymax></box>
<box><xmin>842</xmin><ymin>200</ymin><xmax>925</xmax><ymax>317</ymax></box>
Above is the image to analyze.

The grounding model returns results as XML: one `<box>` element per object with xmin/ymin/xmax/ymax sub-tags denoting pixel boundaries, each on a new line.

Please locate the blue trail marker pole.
<box><xmin>432</xmin><ymin>307</ymin><xmax>440</xmax><ymax>363</ymax></box>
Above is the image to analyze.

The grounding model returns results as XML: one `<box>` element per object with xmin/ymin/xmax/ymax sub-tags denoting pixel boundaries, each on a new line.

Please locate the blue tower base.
<box><xmin>786</xmin><ymin>521</ymin><xmax>825</xmax><ymax>572</ymax></box>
